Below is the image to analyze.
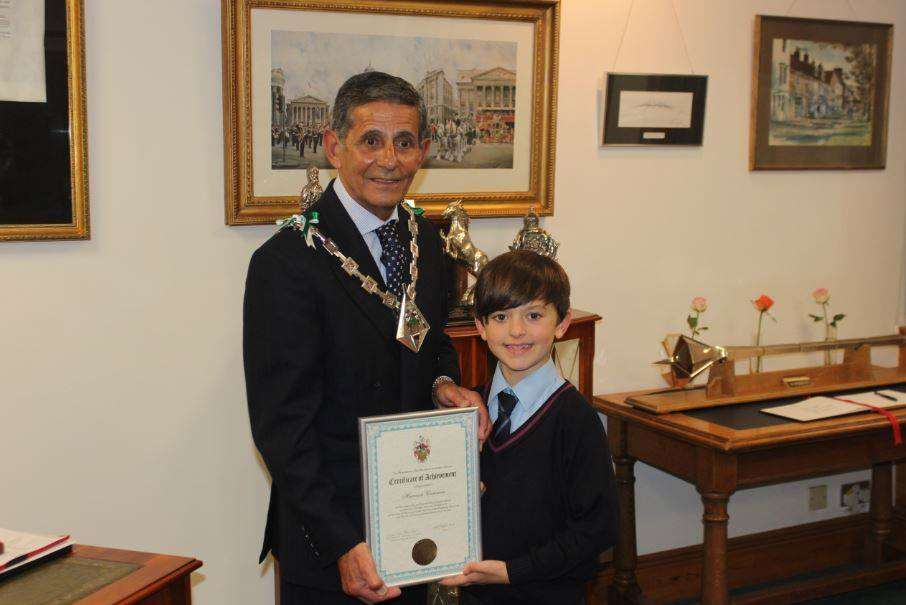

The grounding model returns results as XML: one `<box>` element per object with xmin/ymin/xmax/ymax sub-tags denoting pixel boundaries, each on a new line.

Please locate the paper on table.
<box><xmin>0</xmin><ymin>0</ymin><xmax>47</xmax><ymax>103</ymax></box>
<box><xmin>762</xmin><ymin>389</ymin><xmax>906</xmax><ymax>422</ymax></box>
<box><xmin>0</xmin><ymin>528</ymin><xmax>71</xmax><ymax>575</ymax></box>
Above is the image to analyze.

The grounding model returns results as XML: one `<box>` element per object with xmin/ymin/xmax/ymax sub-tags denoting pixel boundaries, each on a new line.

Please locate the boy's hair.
<box><xmin>473</xmin><ymin>250</ymin><xmax>571</xmax><ymax>322</ymax></box>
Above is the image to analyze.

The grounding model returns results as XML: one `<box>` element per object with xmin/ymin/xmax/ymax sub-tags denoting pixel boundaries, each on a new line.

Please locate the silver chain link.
<box><xmin>308</xmin><ymin>204</ymin><xmax>420</xmax><ymax>313</ymax></box>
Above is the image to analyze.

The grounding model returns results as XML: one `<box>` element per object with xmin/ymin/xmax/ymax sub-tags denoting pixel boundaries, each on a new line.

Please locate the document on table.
<box><xmin>359</xmin><ymin>407</ymin><xmax>481</xmax><ymax>587</ymax></box>
<box><xmin>0</xmin><ymin>0</ymin><xmax>47</xmax><ymax>103</ymax></box>
<box><xmin>762</xmin><ymin>389</ymin><xmax>906</xmax><ymax>422</ymax></box>
<box><xmin>0</xmin><ymin>528</ymin><xmax>72</xmax><ymax>575</ymax></box>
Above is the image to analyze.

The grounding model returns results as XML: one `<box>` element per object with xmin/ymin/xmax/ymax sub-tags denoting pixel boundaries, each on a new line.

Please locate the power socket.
<box><xmin>808</xmin><ymin>485</ymin><xmax>828</xmax><ymax>511</ymax></box>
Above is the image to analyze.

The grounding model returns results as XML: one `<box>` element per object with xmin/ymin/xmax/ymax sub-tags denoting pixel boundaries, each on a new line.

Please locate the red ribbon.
<box><xmin>832</xmin><ymin>397</ymin><xmax>903</xmax><ymax>445</ymax></box>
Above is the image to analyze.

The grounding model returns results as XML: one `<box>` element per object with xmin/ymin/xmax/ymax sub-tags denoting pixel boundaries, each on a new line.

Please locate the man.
<box><xmin>244</xmin><ymin>71</ymin><xmax>489</xmax><ymax>605</ymax></box>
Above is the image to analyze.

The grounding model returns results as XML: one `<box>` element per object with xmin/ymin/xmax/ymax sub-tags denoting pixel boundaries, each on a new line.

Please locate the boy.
<box><xmin>442</xmin><ymin>250</ymin><xmax>619</xmax><ymax>605</ymax></box>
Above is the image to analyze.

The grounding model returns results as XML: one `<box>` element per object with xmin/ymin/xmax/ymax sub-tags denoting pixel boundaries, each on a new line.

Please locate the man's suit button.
<box><xmin>372</xmin><ymin>380</ymin><xmax>382</xmax><ymax>389</ymax></box>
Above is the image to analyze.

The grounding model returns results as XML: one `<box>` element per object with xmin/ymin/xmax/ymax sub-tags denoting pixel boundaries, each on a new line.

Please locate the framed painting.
<box><xmin>601</xmin><ymin>73</ymin><xmax>707</xmax><ymax>146</ymax></box>
<box><xmin>222</xmin><ymin>0</ymin><xmax>560</xmax><ymax>224</ymax></box>
<box><xmin>0</xmin><ymin>0</ymin><xmax>89</xmax><ymax>241</ymax></box>
<box><xmin>750</xmin><ymin>15</ymin><xmax>892</xmax><ymax>170</ymax></box>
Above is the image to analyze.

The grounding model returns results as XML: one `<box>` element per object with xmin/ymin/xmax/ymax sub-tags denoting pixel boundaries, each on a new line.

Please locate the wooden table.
<box><xmin>447</xmin><ymin>308</ymin><xmax>601</xmax><ymax>397</ymax></box>
<box><xmin>594</xmin><ymin>388</ymin><xmax>906</xmax><ymax>605</ymax></box>
<box><xmin>0</xmin><ymin>544</ymin><xmax>202</xmax><ymax>604</ymax></box>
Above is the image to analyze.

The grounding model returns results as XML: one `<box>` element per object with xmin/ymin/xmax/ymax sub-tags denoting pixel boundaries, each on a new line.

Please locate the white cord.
<box><xmin>669</xmin><ymin>0</ymin><xmax>696</xmax><ymax>74</ymax></box>
<box><xmin>610</xmin><ymin>0</ymin><xmax>636</xmax><ymax>71</ymax></box>
<box><xmin>611</xmin><ymin>0</ymin><xmax>697</xmax><ymax>74</ymax></box>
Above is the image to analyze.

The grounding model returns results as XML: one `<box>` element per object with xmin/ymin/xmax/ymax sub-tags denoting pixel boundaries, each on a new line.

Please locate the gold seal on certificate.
<box><xmin>359</xmin><ymin>407</ymin><xmax>482</xmax><ymax>587</ymax></box>
<box><xmin>412</xmin><ymin>538</ymin><xmax>438</xmax><ymax>566</ymax></box>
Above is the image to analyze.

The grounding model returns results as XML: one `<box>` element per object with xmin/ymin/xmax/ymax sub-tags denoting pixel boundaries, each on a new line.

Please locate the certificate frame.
<box><xmin>221</xmin><ymin>0</ymin><xmax>560</xmax><ymax>224</ymax></box>
<box><xmin>0</xmin><ymin>0</ymin><xmax>90</xmax><ymax>241</ymax></box>
<box><xmin>359</xmin><ymin>407</ymin><xmax>481</xmax><ymax>587</ymax></box>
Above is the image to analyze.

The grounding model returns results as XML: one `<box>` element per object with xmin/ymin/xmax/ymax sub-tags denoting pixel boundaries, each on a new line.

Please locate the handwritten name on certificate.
<box><xmin>360</xmin><ymin>407</ymin><xmax>481</xmax><ymax>587</ymax></box>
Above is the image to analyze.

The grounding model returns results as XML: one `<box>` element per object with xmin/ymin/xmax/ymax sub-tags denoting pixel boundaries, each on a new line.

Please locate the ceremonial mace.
<box><xmin>649</xmin><ymin>332</ymin><xmax>906</xmax><ymax>409</ymax></box>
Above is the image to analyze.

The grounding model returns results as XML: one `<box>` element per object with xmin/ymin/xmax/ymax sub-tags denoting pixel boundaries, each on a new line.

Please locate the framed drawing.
<box><xmin>601</xmin><ymin>73</ymin><xmax>707</xmax><ymax>146</ymax></box>
<box><xmin>222</xmin><ymin>0</ymin><xmax>560</xmax><ymax>224</ymax></box>
<box><xmin>750</xmin><ymin>15</ymin><xmax>892</xmax><ymax>170</ymax></box>
<box><xmin>0</xmin><ymin>0</ymin><xmax>89</xmax><ymax>241</ymax></box>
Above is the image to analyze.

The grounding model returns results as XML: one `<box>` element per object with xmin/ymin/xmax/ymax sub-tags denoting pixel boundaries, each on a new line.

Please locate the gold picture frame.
<box><xmin>0</xmin><ymin>0</ymin><xmax>90</xmax><ymax>241</ymax></box>
<box><xmin>222</xmin><ymin>0</ymin><xmax>560</xmax><ymax>224</ymax></box>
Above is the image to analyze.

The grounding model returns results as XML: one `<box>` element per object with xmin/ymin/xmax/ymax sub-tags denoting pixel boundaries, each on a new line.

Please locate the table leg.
<box><xmin>700</xmin><ymin>491</ymin><xmax>731</xmax><ymax>605</ymax></box>
<box><xmin>865</xmin><ymin>461</ymin><xmax>893</xmax><ymax>565</ymax></box>
<box><xmin>608</xmin><ymin>421</ymin><xmax>641</xmax><ymax>604</ymax></box>
<box><xmin>577</xmin><ymin>326</ymin><xmax>595</xmax><ymax>401</ymax></box>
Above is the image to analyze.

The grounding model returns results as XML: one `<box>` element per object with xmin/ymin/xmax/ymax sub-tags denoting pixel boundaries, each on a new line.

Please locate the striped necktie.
<box><xmin>492</xmin><ymin>389</ymin><xmax>519</xmax><ymax>444</ymax></box>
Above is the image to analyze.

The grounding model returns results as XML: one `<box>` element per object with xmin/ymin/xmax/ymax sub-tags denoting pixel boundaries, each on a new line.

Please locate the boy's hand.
<box><xmin>337</xmin><ymin>542</ymin><xmax>402</xmax><ymax>603</ymax></box>
<box><xmin>435</xmin><ymin>383</ymin><xmax>491</xmax><ymax>442</ymax></box>
<box><xmin>439</xmin><ymin>560</ymin><xmax>509</xmax><ymax>586</ymax></box>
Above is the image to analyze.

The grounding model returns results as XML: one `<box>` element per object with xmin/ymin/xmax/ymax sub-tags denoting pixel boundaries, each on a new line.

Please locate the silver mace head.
<box><xmin>654</xmin><ymin>335</ymin><xmax>729</xmax><ymax>381</ymax></box>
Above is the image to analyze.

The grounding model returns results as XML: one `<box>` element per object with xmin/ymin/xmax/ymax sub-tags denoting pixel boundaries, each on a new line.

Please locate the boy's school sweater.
<box><xmin>468</xmin><ymin>382</ymin><xmax>619</xmax><ymax>605</ymax></box>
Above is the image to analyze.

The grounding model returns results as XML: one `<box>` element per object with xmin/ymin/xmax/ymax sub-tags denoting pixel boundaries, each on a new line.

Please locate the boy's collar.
<box><xmin>489</xmin><ymin>358</ymin><xmax>559</xmax><ymax>408</ymax></box>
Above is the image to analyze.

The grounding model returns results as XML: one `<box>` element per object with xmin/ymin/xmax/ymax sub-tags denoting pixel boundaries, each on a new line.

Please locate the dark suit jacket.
<box><xmin>243</xmin><ymin>181</ymin><xmax>460</xmax><ymax>588</ymax></box>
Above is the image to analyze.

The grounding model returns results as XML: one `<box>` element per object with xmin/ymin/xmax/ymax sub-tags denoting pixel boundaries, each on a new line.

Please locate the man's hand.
<box><xmin>435</xmin><ymin>383</ymin><xmax>491</xmax><ymax>442</ymax></box>
<box><xmin>337</xmin><ymin>542</ymin><xmax>401</xmax><ymax>604</ymax></box>
<box><xmin>439</xmin><ymin>560</ymin><xmax>509</xmax><ymax>587</ymax></box>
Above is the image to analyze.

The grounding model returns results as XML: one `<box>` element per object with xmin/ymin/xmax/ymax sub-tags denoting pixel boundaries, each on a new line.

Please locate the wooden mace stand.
<box><xmin>632</xmin><ymin>331</ymin><xmax>906</xmax><ymax>414</ymax></box>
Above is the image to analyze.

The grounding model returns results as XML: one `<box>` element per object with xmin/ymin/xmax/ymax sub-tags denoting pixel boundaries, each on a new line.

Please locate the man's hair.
<box><xmin>473</xmin><ymin>251</ymin><xmax>571</xmax><ymax>322</ymax></box>
<box><xmin>331</xmin><ymin>71</ymin><xmax>428</xmax><ymax>142</ymax></box>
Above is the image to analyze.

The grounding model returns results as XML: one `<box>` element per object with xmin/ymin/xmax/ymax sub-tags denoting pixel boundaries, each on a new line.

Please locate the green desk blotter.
<box><xmin>0</xmin><ymin>555</ymin><xmax>139</xmax><ymax>605</ymax></box>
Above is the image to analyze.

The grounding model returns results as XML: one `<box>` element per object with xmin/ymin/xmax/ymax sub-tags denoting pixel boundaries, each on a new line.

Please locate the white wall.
<box><xmin>2</xmin><ymin>1</ymin><xmax>904</xmax><ymax>603</ymax></box>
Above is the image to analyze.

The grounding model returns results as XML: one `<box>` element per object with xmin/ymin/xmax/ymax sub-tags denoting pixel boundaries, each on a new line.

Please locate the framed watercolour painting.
<box><xmin>0</xmin><ymin>0</ymin><xmax>89</xmax><ymax>241</ymax></box>
<box><xmin>222</xmin><ymin>0</ymin><xmax>560</xmax><ymax>224</ymax></box>
<box><xmin>601</xmin><ymin>73</ymin><xmax>707</xmax><ymax>146</ymax></box>
<box><xmin>750</xmin><ymin>15</ymin><xmax>892</xmax><ymax>170</ymax></box>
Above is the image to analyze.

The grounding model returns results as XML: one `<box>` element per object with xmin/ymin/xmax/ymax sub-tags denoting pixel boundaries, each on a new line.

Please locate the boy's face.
<box><xmin>475</xmin><ymin>300</ymin><xmax>572</xmax><ymax>386</ymax></box>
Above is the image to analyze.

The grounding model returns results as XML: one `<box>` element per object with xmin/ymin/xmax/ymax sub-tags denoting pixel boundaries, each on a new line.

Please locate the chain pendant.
<box><xmin>396</xmin><ymin>290</ymin><xmax>430</xmax><ymax>353</ymax></box>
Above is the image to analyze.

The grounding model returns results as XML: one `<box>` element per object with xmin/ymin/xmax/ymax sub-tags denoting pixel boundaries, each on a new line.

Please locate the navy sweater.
<box><xmin>466</xmin><ymin>383</ymin><xmax>619</xmax><ymax>605</ymax></box>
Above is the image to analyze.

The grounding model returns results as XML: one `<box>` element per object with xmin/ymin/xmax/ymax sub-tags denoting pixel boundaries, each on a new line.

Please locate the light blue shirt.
<box><xmin>334</xmin><ymin>177</ymin><xmax>399</xmax><ymax>283</ymax></box>
<box><xmin>488</xmin><ymin>359</ymin><xmax>565</xmax><ymax>433</ymax></box>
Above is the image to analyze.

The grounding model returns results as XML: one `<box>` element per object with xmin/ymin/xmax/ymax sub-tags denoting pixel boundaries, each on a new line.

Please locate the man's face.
<box><xmin>475</xmin><ymin>300</ymin><xmax>572</xmax><ymax>386</ymax></box>
<box><xmin>324</xmin><ymin>101</ymin><xmax>429</xmax><ymax>220</ymax></box>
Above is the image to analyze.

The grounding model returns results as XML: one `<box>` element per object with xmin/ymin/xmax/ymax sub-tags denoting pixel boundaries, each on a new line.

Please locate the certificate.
<box><xmin>359</xmin><ymin>407</ymin><xmax>481</xmax><ymax>587</ymax></box>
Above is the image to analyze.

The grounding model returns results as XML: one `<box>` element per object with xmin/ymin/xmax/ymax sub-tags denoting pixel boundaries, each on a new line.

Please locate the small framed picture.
<box><xmin>601</xmin><ymin>73</ymin><xmax>708</xmax><ymax>146</ymax></box>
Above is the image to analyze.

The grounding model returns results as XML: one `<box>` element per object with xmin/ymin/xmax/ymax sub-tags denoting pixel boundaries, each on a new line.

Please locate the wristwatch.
<box><xmin>431</xmin><ymin>375</ymin><xmax>456</xmax><ymax>404</ymax></box>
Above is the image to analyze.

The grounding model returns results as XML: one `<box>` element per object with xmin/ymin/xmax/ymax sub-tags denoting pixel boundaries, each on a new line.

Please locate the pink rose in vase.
<box><xmin>687</xmin><ymin>296</ymin><xmax>709</xmax><ymax>339</ymax></box>
<box><xmin>808</xmin><ymin>288</ymin><xmax>845</xmax><ymax>365</ymax></box>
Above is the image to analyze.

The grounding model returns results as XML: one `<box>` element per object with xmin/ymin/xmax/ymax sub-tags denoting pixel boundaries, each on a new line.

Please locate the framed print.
<box><xmin>359</xmin><ymin>407</ymin><xmax>481</xmax><ymax>587</ymax></box>
<box><xmin>0</xmin><ymin>0</ymin><xmax>89</xmax><ymax>241</ymax></box>
<box><xmin>750</xmin><ymin>15</ymin><xmax>892</xmax><ymax>170</ymax></box>
<box><xmin>222</xmin><ymin>0</ymin><xmax>560</xmax><ymax>224</ymax></box>
<box><xmin>601</xmin><ymin>73</ymin><xmax>707</xmax><ymax>146</ymax></box>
